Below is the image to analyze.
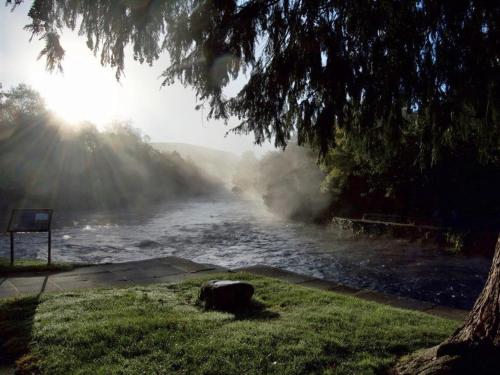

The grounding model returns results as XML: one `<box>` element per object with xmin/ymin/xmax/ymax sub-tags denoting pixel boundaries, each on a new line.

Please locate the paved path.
<box><xmin>0</xmin><ymin>257</ymin><xmax>226</xmax><ymax>298</ymax></box>
<box><xmin>0</xmin><ymin>257</ymin><xmax>468</xmax><ymax>321</ymax></box>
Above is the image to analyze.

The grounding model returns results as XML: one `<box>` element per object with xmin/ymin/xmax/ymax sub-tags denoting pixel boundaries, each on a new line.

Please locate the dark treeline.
<box><xmin>233</xmin><ymin>135</ymin><xmax>499</xmax><ymax>231</ymax></box>
<box><xmin>321</xmin><ymin>129</ymin><xmax>500</xmax><ymax>228</ymax></box>
<box><xmin>0</xmin><ymin>84</ymin><xmax>221</xmax><ymax>221</ymax></box>
<box><xmin>319</xmin><ymin>128</ymin><xmax>499</xmax><ymax>253</ymax></box>
<box><xmin>233</xmin><ymin>134</ymin><xmax>499</xmax><ymax>252</ymax></box>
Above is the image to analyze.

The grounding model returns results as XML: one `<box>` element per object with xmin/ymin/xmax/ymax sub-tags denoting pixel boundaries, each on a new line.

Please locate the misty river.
<box><xmin>0</xmin><ymin>197</ymin><xmax>491</xmax><ymax>310</ymax></box>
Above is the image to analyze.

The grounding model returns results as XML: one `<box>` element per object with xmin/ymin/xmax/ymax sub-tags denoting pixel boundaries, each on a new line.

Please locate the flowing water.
<box><xmin>0</xmin><ymin>197</ymin><xmax>491</xmax><ymax>309</ymax></box>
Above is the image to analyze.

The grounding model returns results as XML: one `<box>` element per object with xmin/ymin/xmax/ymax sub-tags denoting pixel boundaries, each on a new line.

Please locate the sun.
<box><xmin>39</xmin><ymin>78</ymin><xmax>113</xmax><ymax>125</ymax></box>
<box><xmin>28</xmin><ymin>41</ymin><xmax>131</xmax><ymax>127</ymax></box>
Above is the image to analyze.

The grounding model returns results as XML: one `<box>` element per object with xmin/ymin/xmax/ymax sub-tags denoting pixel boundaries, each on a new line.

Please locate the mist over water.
<box><xmin>231</xmin><ymin>145</ymin><xmax>331</xmax><ymax>221</ymax></box>
<box><xmin>0</xmin><ymin>196</ymin><xmax>490</xmax><ymax>310</ymax></box>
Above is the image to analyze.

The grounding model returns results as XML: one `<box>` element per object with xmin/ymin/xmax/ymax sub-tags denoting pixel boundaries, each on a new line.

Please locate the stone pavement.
<box><xmin>0</xmin><ymin>257</ymin><xmax>227</xmax><ymax>298</ymax></box>
<box><xmin>0</xmin><ymin>257</ymin><xmax>468</xmax><ymax>321</ymax></box>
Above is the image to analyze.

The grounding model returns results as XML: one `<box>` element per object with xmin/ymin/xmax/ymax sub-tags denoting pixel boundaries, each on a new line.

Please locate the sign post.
<box><xmin>7</xmin><ymin>209</ymin><xmax>54</xmax><ymax>265</ymax></box>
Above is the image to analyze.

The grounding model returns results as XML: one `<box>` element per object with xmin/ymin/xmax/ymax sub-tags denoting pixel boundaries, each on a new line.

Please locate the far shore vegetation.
<box><xmin>0</xmin><ymin>85</ymin><xmax>222</xmax><ymax>222</ymax></box>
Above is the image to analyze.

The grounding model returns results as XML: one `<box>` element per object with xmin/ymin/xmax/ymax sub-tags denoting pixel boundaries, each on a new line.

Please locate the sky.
<box><xmin>0</xmin><ymin>2</ymin><xmax>274</xmax><ymax>156</ymax></box>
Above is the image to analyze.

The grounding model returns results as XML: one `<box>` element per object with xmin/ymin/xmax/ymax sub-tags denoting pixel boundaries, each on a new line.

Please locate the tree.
<box><xmin>0</xmin><ymin>84</ymin><xmax>221</xmax><ymax>213</ymax></box>
<box><xmin>0</xmin><ymin>84</ymin><xmax>46</xmax><ymax>118</ymax></box>
<box><xmin>8</xmin><ymin>0</ymin><xmax>499</xmax><ymax>158</ymax></box>
<box><xmin>7</xmin><ymin>0</ymin><xmax>500</xmax><ymax>372</ymax></box>
<box><xmin>395</xmin><ymin>235</ymin><xmax>500</xmax><ymax>374</ymax></box>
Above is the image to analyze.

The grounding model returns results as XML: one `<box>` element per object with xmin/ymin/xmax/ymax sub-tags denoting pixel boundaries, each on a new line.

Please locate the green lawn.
<box><xmin>0</xmin><ymin>257</ymin><xmax>75</xmax><ymax>275</ymax></box>
<box><xmin>0</xmin><ymin>273</ymin><xmax>458</xmax><ymax>374</ymax></box>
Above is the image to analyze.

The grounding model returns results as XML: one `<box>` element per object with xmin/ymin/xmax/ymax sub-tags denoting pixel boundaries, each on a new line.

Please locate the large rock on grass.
<box><xmin>199</xmin><ymin>280</ymin><xmax>254</xmax><ymax>310</ymax></box>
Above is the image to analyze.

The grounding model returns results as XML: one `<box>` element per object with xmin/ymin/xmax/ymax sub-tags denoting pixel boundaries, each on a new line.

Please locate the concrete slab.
<box><xmin>53</xmin><ymin>267</ymin><xmax>110</xmax><ymax>278</ymax></box>
<box><xmin>112</xmin><ymin>270</ymin><xmax>162</xmax><ymax>282</ymax></box>
<box><xmin>53</xmin><ymin>281</ymin><xmax>97</xmax><ymax>291</ymax></box>
<box><xmin>7</xmin><ymin>277</ymin><xmax>62</xmax><ymax>295</ymax></box>
<box><xmin>100</xmin><ymin>263</ymin><xmax>144</xmax><ymax>272</ymax></box>
<box><xmin>77</xmin><ymin>272</ymin><xmax>128</xmax><ymax>283</ymax></box>
<box><xmin>110</xmin><ymin>258</ymin><xmax>174</xmax><ymax>269</ymax></box>
<box><xmin>236</xmin><ymin>265</ymin><xmax>315</xmax><ymax>284</ymax></box>
<box><xmin>110</xmin><ymin>265</ymin><xmax>183</xmax><ymax>281</ymax></box>
<box><xmin>91</xmin><ymin>279</ymin><xmax>134</xmax><ymax>288</ymax></box>
<box><xmin>157</xmin><ymin>257</ymin><xmax>218</xmax><ymax>273</ymax></box>
<box><xmin>50</xmin><ymin>272</ymin><xmax>127</xmax><ymax>292</ymax></box>
<box><xmin>102</xmin><ymin>268</ymin><xmax>229</xmax><ymax>287</ymax></box>
<box><xmin>7</xmin><ymin>276</ymin><xmax>48</xmax><ymax>286</ymax></box>
<box><xmin>16</xmin><ymin>283</ymin><xmax>62</xmax><ymax>295</ymax></box>
<box><xmin>194</xmin><ymin>264</ymin><xmax>228</xmax><ymax>273</ymax></box>
<box><xmin>0</xmin><ymin>281</ymin><xmax>18</xmax><ymax>298</ymax></box>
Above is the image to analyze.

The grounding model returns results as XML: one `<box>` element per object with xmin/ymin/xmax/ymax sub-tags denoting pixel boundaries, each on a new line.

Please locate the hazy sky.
<box><xmin>0</xmin><ymin>2</ymin><xmax>274</xmax><ymax>155</ymax></box>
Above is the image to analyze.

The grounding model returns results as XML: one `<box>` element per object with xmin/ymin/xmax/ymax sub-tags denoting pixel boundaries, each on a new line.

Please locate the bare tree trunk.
<box><xmin>395</xmin><ymin>234</ymin><xmax>500</xmax><ymax>374</ymax></box>
<box><xmin>437</xmin><ymin>233</ymin><xmax>500</xmax><ymax>356</ymax></box>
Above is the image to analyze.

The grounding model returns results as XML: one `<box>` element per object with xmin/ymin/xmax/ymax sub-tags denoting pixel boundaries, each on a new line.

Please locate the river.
<box><xmin>0</xmin><ymin>197</ymin><xmax>491</xmax><ymax>309</ymax></box>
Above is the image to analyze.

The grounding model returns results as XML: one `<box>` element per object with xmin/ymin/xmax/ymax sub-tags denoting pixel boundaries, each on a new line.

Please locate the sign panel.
<box><xmin>7</xmin><ymin>209</ymin><xmax>53</xmax><ymax>232</ymax></box>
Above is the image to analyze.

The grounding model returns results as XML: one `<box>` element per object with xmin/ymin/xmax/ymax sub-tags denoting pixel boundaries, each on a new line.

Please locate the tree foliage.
<box><xmin>0</xmin><ymin>84</ymin><xmax>220</xmax><ymax>217</ymax></box>
<box><xmin>320</xmin><ymin>128</ymin><xmax>500</xmax><ymax>226</ymax></box>
<box><xmin>8</xmin><ymin>0</ymin><xmax>499</xmax><ymax>159</ymax></box>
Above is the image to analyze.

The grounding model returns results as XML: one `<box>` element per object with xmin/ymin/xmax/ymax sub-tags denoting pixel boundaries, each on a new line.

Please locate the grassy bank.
<box><xmin>0</xmin><ymin>273</ymin><xmax>458</xmax><ymax>374</ymax></box>
<box><xmin>0</xmin><ymin>257</ymin><xmax>75</xmax><ymax>276</ymax></box>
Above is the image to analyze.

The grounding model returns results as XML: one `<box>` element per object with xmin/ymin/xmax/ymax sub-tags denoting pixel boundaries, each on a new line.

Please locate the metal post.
<box><xmin>10</xmin><ymin>232</ymin><xmax>14</xmax><ymax>266</ymax></box>
<box><xmin>48</xmin><ymin>230</ymin><xmax>51</xmax><ymax>265</ymax></box>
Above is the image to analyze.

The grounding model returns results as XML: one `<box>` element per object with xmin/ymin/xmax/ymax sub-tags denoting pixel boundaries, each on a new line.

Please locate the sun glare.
<box><xmin>29</xmin><ymin>42</ymin><xmax>132</xmax><ymax>127</ymax></box>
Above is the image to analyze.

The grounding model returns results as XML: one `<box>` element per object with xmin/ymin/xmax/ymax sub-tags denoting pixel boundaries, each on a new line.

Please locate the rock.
<box><xmin>199</xmin><ymin>280</ymin><xmax>254</xmax><ymax>310</ymax></box>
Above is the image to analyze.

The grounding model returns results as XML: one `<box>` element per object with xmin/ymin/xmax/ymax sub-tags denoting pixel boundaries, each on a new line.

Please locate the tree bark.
<box><xmin>394</xmin><ymin>234</ymin><xmax>500</xmax><ymax>374</ymax></box>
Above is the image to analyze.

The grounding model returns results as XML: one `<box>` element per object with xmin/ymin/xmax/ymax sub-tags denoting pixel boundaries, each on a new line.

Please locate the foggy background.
<box><xmin>0</xmin><ymin>2</ymin><xmax>274</xmax><ymax>156</ymax></box>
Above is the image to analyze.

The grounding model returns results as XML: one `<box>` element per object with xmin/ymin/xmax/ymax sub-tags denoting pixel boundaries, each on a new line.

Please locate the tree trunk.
<box><xmin>438</xmin><ymin>233</ymin><xmax>500</xmax><ymax>354</ymax></box>
<box><xmin>394</xmin><ymin>234</ymin><xmax>500</xmax><ymax>374</ymax></box>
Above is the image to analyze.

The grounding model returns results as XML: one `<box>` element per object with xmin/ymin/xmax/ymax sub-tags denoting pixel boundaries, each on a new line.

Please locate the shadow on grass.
<box><xmin>0</xmin><ymin>277</ymin><xmax>49</xmax><ymax>371</ymax></box>
<box><xmin>205</xmin><ymin>299</ymin><xmax>280</xmax><ymax>321</ymax></box>
<box><xmin>0</xmin><ymin>296</ymin><xmax>39</xmax><ymax>366</ymax></box>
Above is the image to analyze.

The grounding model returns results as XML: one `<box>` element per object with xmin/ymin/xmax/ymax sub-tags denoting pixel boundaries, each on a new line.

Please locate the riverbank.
<box><xmin>330</xmin><ymin>216</ymin><xmax>498</xmax><ymax>256</ymax></box>
<box><xmin>0</xmin><ymin>270</ymin><xmax>458</xmax><ymax>374</ymax></box>
<box><xmin>0</xmin><ymin>257</ymin><xmax>469</xmax><ymax>320</ymax></box>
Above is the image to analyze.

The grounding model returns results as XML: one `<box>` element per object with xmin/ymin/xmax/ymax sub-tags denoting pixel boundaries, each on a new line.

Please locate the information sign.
<box><xmin>7</xmin><ymin>209</ymin><xmax>53</xmax><ymax>265</ymax></box>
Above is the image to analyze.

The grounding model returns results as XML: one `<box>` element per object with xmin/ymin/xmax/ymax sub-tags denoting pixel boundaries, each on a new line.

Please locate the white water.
<box><xmin>0</xmin><ymin>197</ymin><xmax>490</xmax><ymax>309</ymax></box>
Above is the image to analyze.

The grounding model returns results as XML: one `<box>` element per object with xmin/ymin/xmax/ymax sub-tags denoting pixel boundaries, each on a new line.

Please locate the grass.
<box><xmin>0</xmin><ymin>257</ymin><xmax>76</xmax><ymax>275</ymax></box>
<box><xmin>0</xmin><ymin>273</ymin><xmax>458</xmax><ymax>374</ymax></box>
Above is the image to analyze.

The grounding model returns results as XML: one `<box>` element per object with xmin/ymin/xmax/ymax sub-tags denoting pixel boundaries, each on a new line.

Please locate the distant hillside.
<box><xmin>153</xmin><ymin>143</ymin><xmax>239</xmax><ymax>186</ymax></box>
